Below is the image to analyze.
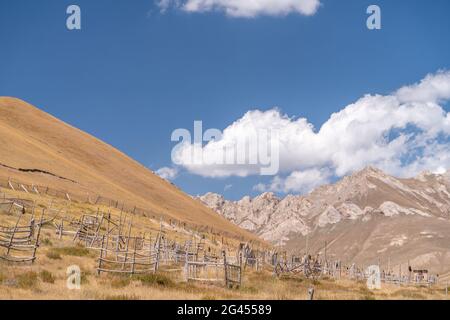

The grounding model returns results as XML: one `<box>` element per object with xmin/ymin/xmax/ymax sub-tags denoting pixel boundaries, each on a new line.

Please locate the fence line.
<box><xmin>2</xmin><ymin>182</ymin><xmax>441</xmax><ymax>289</ymax></box>
<box><xmin>0</xmin><ymin>176</ymin><xmax>253</xmax><ymax>244</ymax></box>
<box><xmin>272</xmin><ymin>253</ymin><xmax>439</xmax><ymax>287</ymax></box>
<box><xmin>0</xmin><ymin>209</ymin><xmax>44</xmax><ymax>263</ymax></box>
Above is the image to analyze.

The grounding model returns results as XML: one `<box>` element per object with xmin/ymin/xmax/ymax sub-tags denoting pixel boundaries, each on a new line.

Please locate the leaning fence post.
<box><xmin>131</xmin><ymin>237</ymin><xmax>137</xmax><ymax>275</ymax></box>
<box><xmin>308</xmin><ymin>287</ymin><xmax>315</xmax><ymax>300</ymax></box>
<box><xmin>154</xmin><ymin>234</ymin><xmax>161</xmax><ymax>273</ymax></box>
<box><xmin>184</xmin><ymin>249</ymin><xmax>189</xmax><ymax>282</ymax></box>
<box><xmin>239</xmin><ymin>250</ymin><xmax>243</xmax><ymax>287</ymax></box>
<box><xmin>7</xmin><ymin>215</ymin><xmax>22</xmax><ymax>256</ymax></box>
<box><xmin>59</xmin><ymin>219</ymin><xmax>64</xmax><ymax>239</ymax></box>
<box><xmin>31</xmin><ymin>209</ymin><xmax>45</xmax><ymax>264</ymax></box>
<box><xmin>223</xmin><ymin>250</ymin><xmax>228</xmax><ymax>288</ymax></box>
<box><xmin>446</xmin><ymin>281</ymin><xmax>448</xmax><ymax>297</ymax></box>
<box><xmin>97</xmin><ymin>235</ymin><xmax>105</xmax><ymax>276</ymax></box>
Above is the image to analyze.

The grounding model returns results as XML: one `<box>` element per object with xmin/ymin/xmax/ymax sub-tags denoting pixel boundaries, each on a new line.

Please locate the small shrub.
<box><xmin>39</xmin><ymin>270</ymin><xmax>55</xmax><ymax>284</ymax></box>
<box><xmin>312</xmin><ymin>279</ymin><xmax>321</xmax><ymax>286</ymax></box>
<box><xmin>135</xmin><ymin>274</ymin><xmax>174</xmax><ymax>287</ymax></box>
<box><xmin>358</xmin><ymin>286</ymin><xmax>375</xmax><ymax>296</ymax></box>
<box><xmin>46</xmin><ymin>251</ymin><xmax>62</xmax><ymax>260</ymax></box>
<box><xmin>392</xmin><ymin>289</ymin><xmax>426</xmax><ymax>300</ymax></box>
<box><xmin>17</xmin><ymin>272</ymin><xmax>38</xmax><ymax>289</ymax></box>
<box><xmin>110</xmin><ymin>276</ymin><xmax>131</xmax><ymax>289</ymax></box>
<box><xmin>49</xmin><ymin>246</ymin><xmax>91</xmax><ymax>257</ymax></box>
<box><xmin>239</xmin><ymin>286</ymin><xmax>259</xmax><ymax>294</ymax></box>
<box><xmin>280</xmin><ymin>275</ymin><xmax>304</xmax><ymax>284</ymax></box>
<box><xmin>81</xmin><ymin>271</ymin><xmax>90</xmax><ymax>285</ymax></box>
<box><xmin>41</xmin><ymin>238</ymin><xmax>53</xmax><ymax>246</ymax></box>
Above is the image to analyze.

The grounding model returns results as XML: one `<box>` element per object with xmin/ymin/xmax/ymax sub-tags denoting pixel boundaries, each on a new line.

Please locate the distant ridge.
<box><xmin>198</xmin><ymin>167</ymin><xmax>450</xmax><ymax>274</ymax></box>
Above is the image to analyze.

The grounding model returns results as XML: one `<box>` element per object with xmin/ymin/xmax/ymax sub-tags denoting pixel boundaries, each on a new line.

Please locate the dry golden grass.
<box><xmin>2</xmin><ymin>256</ymin><xmax>448</xmax><ymax>300</ymax></box>
<box><xmin>0</xmin><ymin>96</ymin><xmax>261</xmax><ymax>243</ymax></box>
<box><xmin>0</xmin><ymin>188</ymin><xmax>448</xmax><ymax>300</ymax></box>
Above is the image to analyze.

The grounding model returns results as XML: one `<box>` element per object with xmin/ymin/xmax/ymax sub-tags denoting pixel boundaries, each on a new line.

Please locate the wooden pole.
<box><xmin>446</xmin><ymin>281</ymin><xmax>448</xmax><ymax>298</ymax></box>
<box><xmin>131</xmin><ymin>236</ymin><xmax>137</xmax><ymax>275</ymax></box>
<box><xmin>154</xmin><ymin>233</ymin><xmax>161</xmax><ymax>273</ymax></box>
<box><xmin>97</xmin><ymin>235</ymin><xmax>105</xmax><ymax>275</ymax></box>
<box><xmin>308</xmin><ymin>287</ymin><xmax>315</xmax><ymax>300</ymax></box>
<box><xmin>7</xmin><ymin>215</ymin><xmax>22</xmax><ymax>255</ymax></box>
<box><xmin>238</xmin><ymin>250</ymin><xmax>243</xmax><ymax>287</ymax></box>
<box><xmin>122</xmin><ymin>223</ymin><xmax>132</xmax><ymax>271</ymax></box>
<box><xmin>31</xmin><ymin>209</ymin><xmax>45</xmax><ymax>264</ymax></box>
<box><xmin>223</xmin><ymin>250</ymin><xmax>228</xmax><ymax>288</ymax></box>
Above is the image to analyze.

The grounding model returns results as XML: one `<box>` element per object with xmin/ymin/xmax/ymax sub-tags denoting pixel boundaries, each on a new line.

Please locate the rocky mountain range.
<box><xmin>197</xmin><ymin>167</ymin><xmax>450</xmax><ymax>274</ymax></box>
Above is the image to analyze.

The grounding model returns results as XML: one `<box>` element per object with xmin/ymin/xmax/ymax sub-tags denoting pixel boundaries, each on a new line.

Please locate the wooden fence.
<box><xmin>0</xmin><ymin>210</ymin><xmax>44</xmax><ymax>263</ymax></box>
<box><xmin>184</xmin><ymin>250</ymin><xmax>243</xmax><ymax>288</ymax></box>
<box><xmin>272</xmin><ymin>253</ymin><xmax>439</xmax><ymax>287</ymax></box>
<box><xmin>0</xmin><ymin>177</ymin><xmax>249</xmax><ymax>242</ymax></box>
<box><xmin>97</xmin><ymin>234</ymin><xmax>159</xmax><ymax>275</ymax></box>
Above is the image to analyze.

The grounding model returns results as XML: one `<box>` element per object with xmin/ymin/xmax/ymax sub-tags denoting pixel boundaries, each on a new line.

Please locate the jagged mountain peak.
<box><xmin>198</xmin><ymin>166</ymin><xmax>450</xmax><ymax>243</ymax></box>
<box><xmin>198</xmin><ymin>166</ymin><xmax>450</xmax><ymax>272</ymax></box>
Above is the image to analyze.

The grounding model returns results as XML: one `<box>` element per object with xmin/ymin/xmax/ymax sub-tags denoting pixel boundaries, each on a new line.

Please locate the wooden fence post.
<box><xmin>446</xmin><ymin>281</ymin><xmax>448</xmax><ymax>297</ymax></box>
<box><xmin>239</xmin><ymin>250</ymin><xmax>243</xmax><ymax>287</ymax></box>
<box><xmin>154</xmin><ymin>234</ymin><xmax>161</xmax><ymax>273</ymax></box>
<box><xmin>131</xmin><ymin>237</ymin><xmax>137</xmax><ymax>275</ymax></box>
<box><xmin>308</xmin><ymin>287</ymin><xmax>315</xmax><ymax>300</ymax></box>
<box><xmin>97</xmin><ymin>235</ymin><xmax>105</xmax><ymax>276</ymax></box>
<box><xmin>223</xmin><ymin>250</ymin><xmax>228</xmax><ymax>288</ymax></box>
<box><xmin>183</xmin><ymin>249</ymin><xmax>189</xmax><ymax>281</ymax></box>
<box><xmin>7</xmin><ymin>215</ymin><xmax>22</xmax><ymax>256</ymax></box>
<box><xmin>122</xmin><ymin>223</ymin><xmax>132</xmax><ymax>271</ymax></box>
<box><xmin>59</xmin><ymin>219</ymin><xmax>64</xmax><ymax>239</ymax></box>
<box><xmin>31</xmin><ymin>209</ymin><xmax>45</xmax><ymax>264</ymax></box>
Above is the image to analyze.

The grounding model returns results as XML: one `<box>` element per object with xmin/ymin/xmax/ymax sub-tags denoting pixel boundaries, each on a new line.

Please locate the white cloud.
<box><xmin>156</xmin><ymin>166</ymin><xmax>179</xmax><ymax>180</ymax></box>
<box><xmin>156</xmin><ymin>0</ymin><xmax>321</xmax><ymax>17</ymax></box>
<box><xmin>255</xmin><ymin>168</ymin><xmax>331</xmax><ymax>194</ymax></box>
<box><xmin>224</xmin><ymin>184</ymin><xmax>233</xmax><ymax>191</ymax></box>
<box><xmin>173</xmin><ymin>70</ymin><xmax>450</xmax><ymax>194</ymax></box>
<box><xmin>396</xmin><ymin>70</ymin><xmax>450</xmax><ymax>104</ymax></box>
<box><xmin>156</xmin><ymin>0</ymin><xmax>172</xmax><ymax>13</ymax></box>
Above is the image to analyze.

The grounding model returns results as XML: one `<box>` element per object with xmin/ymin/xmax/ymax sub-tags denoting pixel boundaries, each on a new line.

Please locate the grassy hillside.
<box><xmin>0</xmin><ymin>97</ymin><xmax>258</xmax><ymax>242</ymax></box>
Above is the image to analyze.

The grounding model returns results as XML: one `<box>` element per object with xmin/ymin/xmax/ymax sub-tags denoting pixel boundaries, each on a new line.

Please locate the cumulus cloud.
<box><xmin>255</xmin><ymin>168</ymin><xmax>331</xmax><ymax>194</ymax></box>
<box><xmin>172</xmin><ymin>70</ymin><xmax>450</xmax><ymax>194</ymax></box>
<box><xmin>155</xmin><ymin>0</ymin><xmax>321</xmax><ymax>17</ymax></box>
<box><xmin>156</xmin><ymin>166</ymin><xmax>179</xmax><ymax>180</ymax></box>
<box><xmin>396</xmin><ymin>71</ymin><xmax>450</xmax><ymax>104</ymax></box>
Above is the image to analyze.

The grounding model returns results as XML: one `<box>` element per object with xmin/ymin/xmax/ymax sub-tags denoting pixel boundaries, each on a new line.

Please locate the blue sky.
<box><xmin>1</xmin><ymin>0</ymin><xmax>450</xmax><ymax>200</ymax></box>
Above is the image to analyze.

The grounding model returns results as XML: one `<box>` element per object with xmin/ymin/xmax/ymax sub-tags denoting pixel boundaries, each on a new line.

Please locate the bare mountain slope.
<box><xmin>0</xmin><ymin>97</ymin><xmax>258</xmax><ymax>241</ymax></box>
<box><xmin>198</xmin><ymin>167</ymin><xmax>450</xmax><ymax>273</ymax></box>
